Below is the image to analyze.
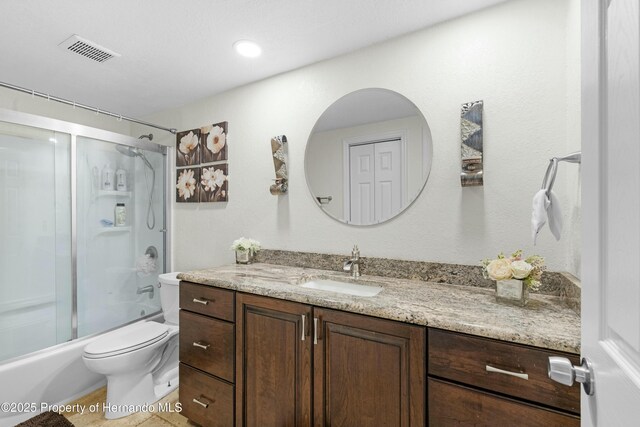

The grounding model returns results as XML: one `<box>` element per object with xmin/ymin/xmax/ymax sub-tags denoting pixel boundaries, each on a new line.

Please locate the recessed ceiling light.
<box><xmin>233</xmin><ymin>40</ymin><xmax>262</xmax><ymax>58</ymax></box>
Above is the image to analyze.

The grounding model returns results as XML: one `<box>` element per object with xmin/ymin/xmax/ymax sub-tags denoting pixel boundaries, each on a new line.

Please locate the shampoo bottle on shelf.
<box><xmin>116</xmin><ymin>168</ymin><xmax>127</xmax><ymax>191</ymax></box>
<box><xmin>102</xmin><ymin>163</ymin><xmax>114</xmax><ymax>191</ymax></box>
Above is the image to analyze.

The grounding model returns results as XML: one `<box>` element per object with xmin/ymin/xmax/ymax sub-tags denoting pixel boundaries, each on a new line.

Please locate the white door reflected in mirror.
<box><xmin>305</xmin><ymin>88</ymin><xmax>433</xmax><ymax>226</ymax></box>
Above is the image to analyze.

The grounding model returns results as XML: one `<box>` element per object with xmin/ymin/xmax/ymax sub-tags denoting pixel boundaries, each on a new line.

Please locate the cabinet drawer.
<box><xmin>428</xmin><ymin>328</ymin><xmax>580</xmax><ymax>414</ymax></box>
<box><xmin>428</xmin><ymin>378</ymin><xmax>579</xmax><ymax>427</ymax></box>
<box><xmin>180</xmin><ymin>281</ymin><xmax>235</xmax><ymax>321</ymax></box>
<box><xmin>179</xmin><ymin>363</ymin><xmax>234</xmax><ymax>427</ymax></box>
<box><xmin>180</xmin><ymin>310</ymin><xmax>235</xmax><ymax>382</ymax></box>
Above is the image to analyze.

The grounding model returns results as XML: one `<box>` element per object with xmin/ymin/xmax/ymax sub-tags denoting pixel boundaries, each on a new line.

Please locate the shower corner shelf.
<box><xmin>98</xmin><ymin>190</ymin><xmax>132</xmax><ymax>198</ymax></box>
<box><xmin>94</xmin><ymin>226</ymin><xmax>131</xmax><ymax>236</ymax></box>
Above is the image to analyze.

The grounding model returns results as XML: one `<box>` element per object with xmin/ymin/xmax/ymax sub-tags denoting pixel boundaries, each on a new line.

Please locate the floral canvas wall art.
<box><xmin>200</xmin><ymin>163</ymin><xmax>228</xmax><ymax>202</ymax></box>
<box><xmin>176</xmin><ymin>167</ymin><xmax>200</xmax><ymax>203</ymax></box>
<box><xmin>176</xmin><ymin>129</ymin><xmax>201</xmax><ymax>166</ymax></box>
<box><xmin>176</xmin><ymin>120</ymin><xmax>229</xmax><ymax>203</ymax></box>
<box><xmin>201</xmin><ymin>121</ymin><xmax>228</xmax><ymax>163</ymax></box>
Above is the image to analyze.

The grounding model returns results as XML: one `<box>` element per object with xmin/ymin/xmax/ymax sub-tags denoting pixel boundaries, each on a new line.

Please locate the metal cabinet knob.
<box><xmin>548</xmin><ymin>356</ymin><xmax>594</xmax><ymax>395</ymax></box>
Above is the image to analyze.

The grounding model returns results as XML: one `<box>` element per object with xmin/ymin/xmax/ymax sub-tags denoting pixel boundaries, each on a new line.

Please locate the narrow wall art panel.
<box><xmin>270</xmin><ymin>135</ymin><xmax>288</xmax><ymax>195</ymax></box>
<box><xmin>175</xmin><ymin>121</ymin><xmax>229</xmax><ymax>203</ymax></box>
<box><xmin>460</xmin><ymin>100</ymin><xmax>484</xmax><ymax>186</ymax></box>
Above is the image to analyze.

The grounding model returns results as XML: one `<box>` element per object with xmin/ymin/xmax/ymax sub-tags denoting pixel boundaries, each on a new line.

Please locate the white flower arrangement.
<box><xmin>481</xmin><ymin>250</ymin><xmax>545</xmax><ymax>291</ymax></box>
<box><xmin>231</xmin><ymin>237</ymin><xmax>262</xmax><ymax>255</ymax></box>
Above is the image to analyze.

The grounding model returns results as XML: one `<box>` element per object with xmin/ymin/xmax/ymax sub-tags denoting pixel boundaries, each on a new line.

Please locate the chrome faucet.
<box><xmin>343</xmin><ymin>245</ymin><xmax>363</xmax><ymax>278</ymax></box>
<box><xmin>136</xmin><ymin>284</ymin><xmax>155</xmax><ymax>299</ymax></box>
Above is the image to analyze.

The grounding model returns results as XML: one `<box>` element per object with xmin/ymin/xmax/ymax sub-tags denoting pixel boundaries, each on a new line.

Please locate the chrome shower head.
<box><xmin>115</xmin><ymin>144</ymin><xmax>138</xmax><ymax>157</ymax></box>
<box><xmin>138</xmin><ymin>133</ymin><xmax>153</xmax><ymax>141</ymax></box>
<box><xmin>115</xmin><ymin>145</ymin><xmax>154</xmax><ymax>171</ymax></box>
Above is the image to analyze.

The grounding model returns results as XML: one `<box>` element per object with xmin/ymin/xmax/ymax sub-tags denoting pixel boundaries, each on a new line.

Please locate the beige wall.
<box><xmin>142</xmin><ymin>0</ymin><xmax>582</xmax><ymax>275</ymax></box>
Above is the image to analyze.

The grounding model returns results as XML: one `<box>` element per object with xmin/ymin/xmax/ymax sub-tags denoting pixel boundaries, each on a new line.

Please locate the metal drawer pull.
<box><xmin>193</xmin><ymin>341</ymin><xmax>210</xmax><ymax>350</ymax></box>
<box><xmin>192</xmin><ymin>297</ymin><xmax>210</xmax><ymax>305</ymax></box>
<box><xmin>192</xmin><ymin>397</ymin><xmax>210</xmax><ymax>408</ymax></box>
<box><xmin>313</xmin><ymin>317</ymin><xmax>319</xmax><ymax>345</ymax></box>
<box><xmin>301</xmin><ymin>314</ymin><xmax>306</xmax><ymax>341</ymax></box>
<box><xmin>486</xmin><ymin>365</ymin><xmax>529</xmax><ymax>380</ymax></box>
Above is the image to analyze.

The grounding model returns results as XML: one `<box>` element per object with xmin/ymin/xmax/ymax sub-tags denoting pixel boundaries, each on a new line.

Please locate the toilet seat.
<box><xmin>84</xmin><ymin>322</ymin><xmax>169</xmax><ymax>359</ymax></box>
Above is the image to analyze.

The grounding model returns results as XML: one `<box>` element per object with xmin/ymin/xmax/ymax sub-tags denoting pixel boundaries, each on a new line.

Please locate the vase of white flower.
<box><xmin>231</xmin><ymin>237</ymin><xmax>261</xmax><ymax>264</ymax></box>
<box><xmin>235</xmin><ymin>250</ymin><xmax>254</xmax><ymax>264</ymax></box>
<box><xmin>496</xmin><ymin>279</ymin><xmax>528</xmax><ymax>306</ymax></box>
<box><xmin>481</xmin><ymin>250</ymin><xmax>546</xmax><ymax>307</ymax></box>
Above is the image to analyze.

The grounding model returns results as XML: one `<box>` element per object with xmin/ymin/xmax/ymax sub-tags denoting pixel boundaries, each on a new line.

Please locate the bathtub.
<box><xmin>0</xmin><ymin>309</ymin><xmax>162</xmax><ymax>427</ymax></box>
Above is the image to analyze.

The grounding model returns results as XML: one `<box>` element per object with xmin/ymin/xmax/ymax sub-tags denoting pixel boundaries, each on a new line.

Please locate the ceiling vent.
<box><xmin>58</xmin><ymin>34</ymin><xmax>121</xmax><ymax>63</ymax></box>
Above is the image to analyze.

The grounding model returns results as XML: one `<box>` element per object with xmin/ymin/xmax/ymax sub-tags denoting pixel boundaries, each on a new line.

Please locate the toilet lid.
<box><xmin>84</xmin><ymin>322</ymin><xmax>169</xmax><ymax>359</ymax></box>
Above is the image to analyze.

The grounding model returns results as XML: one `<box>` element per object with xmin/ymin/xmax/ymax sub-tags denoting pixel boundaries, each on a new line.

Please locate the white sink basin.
<box><xmin>300</xmin><ymin>279</ymin><xmax>383</xmax><ymax>297</ymax></box>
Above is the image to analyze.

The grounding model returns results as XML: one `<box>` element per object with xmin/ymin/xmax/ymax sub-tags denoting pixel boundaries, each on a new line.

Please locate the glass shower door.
<box><xmin>0</xmin><ymin>122</ymin><xmax>72</xmax><ymax>361</ymax></box>
<box><xmin>76</xmin><ymin>137</ymin><xmax>164</xmax><ymax>337</ymax></box>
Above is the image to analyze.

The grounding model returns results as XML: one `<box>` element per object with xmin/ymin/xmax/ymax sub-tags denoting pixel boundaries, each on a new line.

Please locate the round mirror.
<box><xmin>305</xmin><ymin>88</ymin><xmax>433</xmax><ymax>225</ymax></box>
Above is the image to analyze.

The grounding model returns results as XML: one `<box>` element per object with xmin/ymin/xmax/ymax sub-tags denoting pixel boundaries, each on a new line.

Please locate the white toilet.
<box><xmin>83</xmin><ymin>272</ymin><xmax>182</xmax><ymax>419</ymax></box>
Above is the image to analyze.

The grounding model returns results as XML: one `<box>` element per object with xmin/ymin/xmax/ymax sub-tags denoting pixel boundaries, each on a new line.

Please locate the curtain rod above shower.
<box><xmin>0</xmin><ymin>81</ymin><xmax>177</xmax><ymax>134</ymax></box>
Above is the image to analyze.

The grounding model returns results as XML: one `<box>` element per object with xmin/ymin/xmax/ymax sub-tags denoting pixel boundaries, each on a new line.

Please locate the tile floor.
<box><xmin>62</xmin><ymin>387</ymin><xmax>195</xmax><ymax>426</ymax></box>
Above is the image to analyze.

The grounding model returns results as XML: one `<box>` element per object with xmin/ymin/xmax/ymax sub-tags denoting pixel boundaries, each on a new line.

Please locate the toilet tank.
<box><xmin>158</xmin><ymin>272</ymin><xmax>181</xmax><ymax>325</ymax></box>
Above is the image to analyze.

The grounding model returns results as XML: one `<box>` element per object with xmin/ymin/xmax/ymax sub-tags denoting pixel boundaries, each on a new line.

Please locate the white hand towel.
<box><xmin>136</xmin><ymin>254</ymin><xmax>157</xmax><ymax>277</ymax></box>
<box><xmin>531</xmin><ymin>189</ymin><xmax>550</xmax><ymax>245</ymax></box>
<box><xmin>547</xmin><ymin>190</ymin><xmax>563</xmax><ymax>241</ymax></box>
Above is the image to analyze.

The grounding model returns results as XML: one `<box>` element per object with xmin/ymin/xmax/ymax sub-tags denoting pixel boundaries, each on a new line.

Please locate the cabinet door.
<box><xmin>236</xmin><ymin>293</ymin><xmax>312</xmax><ymax>427</ymax></box>
<box><xmin>313</xmin><ymin>308</ymin><xmax>426</xmax><ymax>427</ymax></box>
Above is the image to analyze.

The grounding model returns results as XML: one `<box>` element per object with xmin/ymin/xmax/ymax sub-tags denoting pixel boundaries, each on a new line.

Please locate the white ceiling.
<box><xmin>0</xmin><ymin>0</ymin><xmax>507</xmax><ymax>118</ymax></box>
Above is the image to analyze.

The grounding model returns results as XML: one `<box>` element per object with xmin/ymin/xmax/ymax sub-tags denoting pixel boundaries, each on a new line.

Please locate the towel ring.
<box><xmin>541</xmin><ymin>158</ymin><xmax>559</xmax><ymax>194</ymax></box>
<box><xmin>540</xmin><ymin>151</ymin><xmax>581</xmax><ymax>196</ymax></box>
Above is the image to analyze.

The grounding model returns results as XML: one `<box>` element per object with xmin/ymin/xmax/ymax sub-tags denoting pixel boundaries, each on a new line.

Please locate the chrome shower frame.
<box><xmin>0</xmin><ymin>108</ymin><xmax>172</xmax><ymax>340</ymax></box>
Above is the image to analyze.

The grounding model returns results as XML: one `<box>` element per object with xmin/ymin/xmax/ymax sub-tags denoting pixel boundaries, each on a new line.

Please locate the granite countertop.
<box><xmin>178</xmin><ymin>263</ymin><xmax>581</xmax><ymax>354</ymax></box>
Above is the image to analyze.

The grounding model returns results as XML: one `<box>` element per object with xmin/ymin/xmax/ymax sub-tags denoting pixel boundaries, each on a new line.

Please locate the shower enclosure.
<box><xmin>0</xmin><ymin>108</ymin><xmax>170</xmax><ymax>362</ymax></box>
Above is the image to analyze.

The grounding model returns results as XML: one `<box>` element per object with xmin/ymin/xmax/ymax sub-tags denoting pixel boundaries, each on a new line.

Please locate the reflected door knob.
<box><xmin>548</xmin><ymin>356</ymin><xmax>594</xmax><ymax>395</ymax></box>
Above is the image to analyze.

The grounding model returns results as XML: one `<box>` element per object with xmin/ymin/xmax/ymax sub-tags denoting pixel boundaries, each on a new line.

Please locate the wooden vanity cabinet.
<box><xmin>235</xmin><ymin>294</ymin><xmax>426</xmax><ymax>427</ymax></box>
<box><xmin>178</xmin><ymin>282</ymin><xmax>236</xmax><ymax>427</ymax></box>
<box><xmin>178</xmin><ymin>282</ymin><xmax>579</xmax><ymax>427</ymax></box>
<box><xmin>236</xmin><ymin>293</ymin><xmax>313</xmax><ymax>427</ymax></box>
<box><xmin>427</xmin><ymin>328</ymin><xmax>580</xmax><ymax>426</ymax></box>
<box><xmin>313</xmin><ymin>307</ymin><xmax>426</xmax><ymax>427</ymax></box>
